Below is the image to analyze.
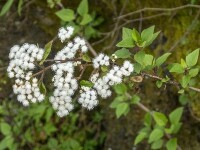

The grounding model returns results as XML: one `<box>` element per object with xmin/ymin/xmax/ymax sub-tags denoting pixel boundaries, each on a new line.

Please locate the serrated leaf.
<box><xmin>169</xmin><ymin>107</ymin><xmax>183</xmax><ymax>125</ymax></box>
<box><xmin>189</xmin><ymin>68</ymin><xmax>199</xmax><ymax>77</ymax></box>
<box><xmin>151</xmin><ymin>139</ymin><xmax>163</xmax><ymax>149</ymax></box>
<box><xmin>40</xmin><ymin>40</ymin><xmax>53</xmax><ymax>65</ymax></box>
<box><xmin>186</xmin><ymin>48</ymin><xmax>199</xmax><ymax>67</ymax></box>
<box><xmin>80</xmin><ymin>13</ymin><xmax>93</xmax><ymax>25</ymax></box>
<box><xmin>148</xmin><ymin>128</ymin><xmax>164</xmax><ymax>143</ymax></box>
<box><xmin>169</xmin><ymin>63</ymin><xmax>184</xmax><ymax>74</ymax></box>
<box><xmin>0</xmin><ymin>0</ymin><xmax>14</xmax><ymax>16</ymax></box>
<box><xmin>77</xmin><ymin>0</ymin><xmax>88</xmax><ymax>16</ymax></box>
<box><xmin>114</xmin><ymin>48</ymin><xmax>131</xmax><ymax>58</ymax></box>
<box><xmin>55</xmin><ymin>9</ymin><xmax>75</xmax><ymax>21</ymax></box>
<box><xmin>116</xmin><ymin>38</ymin><xmax>135</xmax><ymax>48</ymax></box>
<box><xmin>80</xmin><ymin>80</ymin><xmax>94</xmax><ymax>87</ymax></box>
<box><xmin>0</xmin><ymin>122</ymin><xmax>11</xmax><ymax>136</ymax></box>
<box><xmin>153</xmin><ymin>112</ymin><xmax>168</xmax><ymax>126</ymax></box>
<box><xmin>156</xmin><ymin>53</ymin><xmax>171</xmax><ymax>66</ymax></box>
<box><xmin>141</xmin><ymin>26</ymin><xmax>155</xmax><ymax>41</ymax></box>
<box><xmin>134</xmin><ymin>132</ymin><xmax>147</xmax><ymax>145</ymax></box>
<box><xmin>166</xmin><ymin>138</ymin><xmax>177</xmax><ymax>150</ymax></box>
<box><xmin>116</xmin><ymin>102</ymin><xmax>129</xmax><ymax>118</ymax></box>
<box><xmin>122</xmin><ymin>27</ymin><xmax>133</xmax><ymax>39</ymax></box>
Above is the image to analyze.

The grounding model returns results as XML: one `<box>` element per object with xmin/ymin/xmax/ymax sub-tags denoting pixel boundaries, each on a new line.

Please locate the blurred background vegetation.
<box><xmin>0</xmin><ymin>0</ymin><xmax>200</xmax><ymax>149</ymax></box>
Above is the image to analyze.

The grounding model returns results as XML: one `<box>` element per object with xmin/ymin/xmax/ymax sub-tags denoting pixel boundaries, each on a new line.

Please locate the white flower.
<box><xmin>92</xmin><ymin>53</ymin><xmax>110</xmax><ymax>69</ymax></box>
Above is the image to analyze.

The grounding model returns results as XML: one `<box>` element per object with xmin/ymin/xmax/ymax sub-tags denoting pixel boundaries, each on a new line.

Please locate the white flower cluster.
<box><xmin>7</xmin><ymin>44</ymin><xmax>45</xmax><ymax>106</ymax></box>
<box><xmin>92</xmin><ymin>53</ymin><xmax>110</xmax><ymax>68</ymax></box>
<box><xmin>55</xmin><ymin>37</ymin><xmax>88</xmax><ymax>60</ymax></box>
<box><xmin>50</xmin><ymin>26</ymin><xmax>89</xmax><ymax>117</ymax></box>
<box><xmin>58</xmin><ymin>26</ymin><xmax>74</xmax><ymax>43</ymax></box>
<box><xmin>93</xmin><ymin>60</ymin><xmax>134</xmax><ymax>98</ymax></box>
<box><xmin>78</xmin><ymin>87</ymin><xmax>98</xmax><ymax>110</ymax></box>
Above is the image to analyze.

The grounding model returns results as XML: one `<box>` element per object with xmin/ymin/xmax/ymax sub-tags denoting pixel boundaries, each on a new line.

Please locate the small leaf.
<box><xmin>0</xmin><ymin>122</ymin><xmax>11</xmax><ymax>136</ymax></box>
<box><xmin>40</xmin><ymin>40</ymin><xmax>53</xmax><ymax>65</ymax></box>
<box><xmin>189</xmin><ymin>68</ymin><xmax>199</xmax><ymax>77</ymax></box>
<box><xmin>144</xmin><ymin>31</ymin><xmax>160</xmax><ymax>47</ymax></box>
<box><xmin>181</xmin><ymin>59</ymin><xmax>187</xmax><ymax>68</ymax></box>
<box><xmin>186</xmin><ymin>48</ymin><xmax>199</xmax><ymax>67</ymax></box>
<box><xmin>153</xmin><ymin>112</ymin><xmax>168</xmax><ymax>126</ymax></box>
<box><xmin>17</xmin><ymin>0</ymin><xmax>23</xmax><ymax>16</ymax></box>
<box><xmin>169</xmin><ymin>63</ymin><xmax>184</xmax><ymax>74</ymax></box>
<box><xmin>132</xmin><ymin>28</ymin><xmax>141</xmax><ymax>42</ymax></box>
<box><xmin>131</xmin><ymin>95</ymin><xmax>140</xmax><ymax>104</ymax></box>
<box><xmin>55</xmin><ymin>9</ymin><xmax>75</xmax><ymax>21</ymax></box>
<box><xmin>166</xmin><ymin>138</ymin><xmax>177</xmax><ymax>150</ymax></box>
<box><xmin>114</xmin><ymin>48</ymin><xmax>131</xmax><ymax>58</ymax></box>
<box><xmin>165</xmin><ymin>123</ymin><xmax>182</xmax><ymax>134</ymax></box>
<box><xmin>144</xmin><ymin>112</ymin><xmax>152</xmax><ymax>127</ymax></box>
<box><xmin>151</xmin><ymin>139</ymin><xmax>163</xmax><ymax>149</ymax></box>
<box><xmin>77</xmin><ymin>0</ymin><xmax>88</xmax><ymax>16</ymax></box>
<box><xmin>148</xmin><ymin>128</ymin><xmax>164</xmax><ymax>143</ymax></box>
<box><xmin>80</xmin><ymin>14</ymin><xmax>93</xmax><ymax>25</ymax></box>
<box><xmin>0</xmin><ymin>0</ymin><xmax>14</xmax><ymax>16</ymax></box>
<box><xmin>101</xmin><ymin>65</ymin><xmax>108</xmax><ymax>72</ymax></box>
<box><xmin>179</xmin><ymin>94</ymin><xmax>188</xmax><ymax>105</ymax></box>
<box><xmin>134</xmin><ymin>132</ymin><xmax>147</xmax><ymax>145</ymax></box>
<box><xmin>181</xmin><ymin>75</ymin><xmax>191</xmax><ymax>88</ymax></box>
<box><xmin>113</xmin><ymin>83</ymin><xmax>127</xmax><ymax>95</ymax></box>
<box><xmin>116</xmin><ymin>38</ymin><xmax>135</xmax><ymax>48</ymax></box>
<box><xmin>134</xmin><ymin>50</ymin><xmax>145</xmax><ymax>65</ymax></box>
<box><xmin>155</xmin><ymin>53</ymin><xmax>171</xmax><ymax>66</ymax></box>
<box><xmin>141</xmin><ymin>26</ymin><xmax>155</xmax><ymax>41</ymax></box>
<box><xmin>156</xmin><ymin>80</ymin><xmax>162</xmax><ymax>88</ymax></box>
<box><xmin>39</xmin><ymin>82</ymin><xmax>47</xmax><ymax>95</ymax></box>
<box><xmin>82</xmin><ymin>53</ymin><xmax>91</xmax><ymax>62</ymax></box>
<box><xmin>122</xmin><ymin>27</ymin><xmax>133</xmax><ymax>39</ymax></box>
<box><xmin>80</xmin><ymin>80</ymin><xmax>94</xmax><ymax>87</ymax></box>
<box><xmin>116</xmin><ymin>102</ymin><xmax>129</xmax><ymax>118</ymax></box>
<box><xmin>110</xmin><ymin>96</ymin><xmax>127</xmax><ymax>108</ymax></box>
<box><xmin>143</xmin><ymin>54</ymin><xmax>154</xmax><ymax>66</ymax></box>
<box><xmin>169</xmin><ymin>107</ymin><xmax>183</xmax><ymax>124</ymax></box>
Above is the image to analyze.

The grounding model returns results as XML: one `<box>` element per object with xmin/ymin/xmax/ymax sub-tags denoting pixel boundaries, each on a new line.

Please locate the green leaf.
<box><xmin>141</xmin><ymin>26</ymin><xmax>155</xmax><ymax>41</ymax></box>
<box><xmin>186</xmin><ymin>48</ymin><xmax>199</xmax><ymax>67</ymax></box>
<box><xmin>181</xmin><ymin>75</ymin><xmax>191</xmax><ymax>88</ymax></box>
<box><xmin>148</xmin><ymin>128</ymin><xmax>164</xmax><ymax>143</ymax></box>
<box><xmin>144</xmin><ymin>112</ymin><xmax>152</xmax><ymax>127</ymax></box>
<box><xmin>179</xmin><ymin>94</ymin><xmax>188</xmax><ymax>105</ymax></box>
<box><xmin>114</xmin><ymin>48</ymin><xmax>131</xmax><ymax>59</ymax></box>
<box><xmin>151</xmin><ymin>139</ymin><xmax>163</xmax><ymax>149</ymax></box>
<box><xmin>80</xmin><ymin>14</ymin><xmax>93</xmax><ymax>25</ymax></box>
<box><xmin>144</xmin><ymin>31</ymin><xmax>160</xmax><ymax>47</ymax></box>
<box><xmin>77</xmin><ymin>0</ymin><xmax>88</xmax><ymax>16</ymax></box>
<box><xmin>181</xmin><ymin>59</ymin><xmax>187</xmax><ymax>68</ymax></box>
<box><xmin>134</xmin><ymin>50</ymin><xmax>145</xmax><ymax>65</ymax></box>
<box><xmin>0</xmin><ymin>0</ymin><xmax>14</xmax><ymax>16</ymax></box>
<box><xmin>0</xmin><ymin>122</ymin><xmax>11</xmax><ymax>136</ymax></box>
<box><xmin>40</xmin><ymin>40</ymin><xmax>53</xmax><ymax>65</ymax></box>
<box><xmin>189</xmin><ymin>68</ymin><xmax>199</xmax><ymax>77</ymax></box>
<box><xmin>113</xmin><ymin>83</ymin><xmax>127</xmax><ymax>95</ymax></box>
<box><xmin>166</xmin><ymin>138</ymin><xmax>177</xmax><ymax>150</ymax></box>
<box><xmin>82</xmin><ymin>53</ymin><xmax>91</xmax><ymax>62</ymax></box>
<box><xmin>116</xmin><ymin>38</ymin><xmax>135</xmax><ymax>48</ymax></box>
<box><xmin>155</xmin><ymin>53</ymin><xmax>171</xmax><ymax>66</ymax></box>
<box><xmin>165</xmin><ymin>123</ymin><xmax>182</xmax><ymax>134</ymax></box>
<box><xmin>156</xmin><ymin>80</ymin><xmax>163</xmax><ymax>88</ymax></box>
<box><xmin>130</xmin><ymin>95</ymin><xmax>140</xmax><ymax>104</ymax></box>
<box><xmin>17</xmin><ymin>0</ymin><xmax>23</xmax><ymax>16</ymax></box>
<box><xmin>169</xmin><ymin>63</ymin><xmax>184</xmax><ymax>74</ymax></box>
<box><xmin>55</xmin><ymin>9</ymin><xmax>75</xmax><ymax>21</ymax></box>
<box><xmin>110</xmin><ymin>95</ymin><xmax>127</xmax><ymax>108</ymax></box>
<box><xmin>143</xmin><ymin>54</ymin><xmax>154</xmax><ymax>66</ymax></box>
<box><xmin>134</xmin><ymin>132</ymin><xmax>147</xmax><ymax>145</ymax></box>
<box><xmin>39</xmin><ymin>82</ymin><xmax>46</xmax><ymax>95</ymax></box>
<box><xmin>153</xmin><ymin>112</ymin><xmax>168</xmax><ymax>126</ymax></box>
<box><xmin>101</xmin><ymin>65</ymin><xmax>108</xmax><ymax>72</ymax></box>
<box><xmin>132</xmin><ymin>28</ymin><xmax>141</xmax><ymax>42</ymax></box>
<box><xmin>169</xmin><ymin>107</ymin><xmax>183</xmax><ymax>124</ymax></box>
<box><xmin>122</xmin><ymin>27</ymin><xmax>133</xmax><ymax>39</ymax></box>
<box><xmin>116</xmin><ymin>102</ymin><xmax>129</xmax><ymax>118</ymax></box>
<box><xmin>0</xmin><ymin>136</ymin><xmax>14</xmax><ymax>150</ymax></box>
<box><xmin>80</xmin><ymin>80</ymin><xmax>94</xmax><ymax>87</ymax></box>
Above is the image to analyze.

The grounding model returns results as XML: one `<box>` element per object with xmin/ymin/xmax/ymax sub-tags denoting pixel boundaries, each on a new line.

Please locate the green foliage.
<box><xmin>40</xmin><ymin>40</ymin><xmax>53</xmax><ymax>65</ymax></box>
<box><xmin>153</xmin><ymin>112</ymin><xmax>168</xmax><ymax>126</ymax></box>
<box><xmin>114</xmin><ymin>48</ymin><xmax>132</xmax><ymax>59</ymax></box>
<box><xmin>155</xmin><ymin>53</ymin><xmax>171</xmax><ymax>66</ymax></box>
<box><xmin>0</xmin><ymin>0</ymin><xmax>14</xmax><ymax>16</ymax></box>
<box><xmin>55</xmin><ymin>9</ymin><xmax>75</xmax><ymax>22</ymax></box>
<box><xmin>77</xmin><ymin>0</ymin><xmax>88</xmax><ymax>16</ymax></box>
<box><xmin>80</xmin><ymin>80</ymin><xmax>94</xmax><ymax>87</ymax></box>
<box><xmin>185</xmin><ymin>48</ymin><xmax>199</xmax><ymax>67</ymax></box>
<box><xmin>166</xmin><ymin>138</ymin><xmax>177</xmax><ymax>150</ymax></box>
<box><xmin>148</xmin><ymin>128</ymin><xmax>164</xmax><ymax>143</ymax></box>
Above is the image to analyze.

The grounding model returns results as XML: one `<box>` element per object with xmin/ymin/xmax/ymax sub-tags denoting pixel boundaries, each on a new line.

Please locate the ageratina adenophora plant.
<box><xmin>7</xmin><ymin>25</ymin><xmax>200</xmax><ymax>150</ymax></box>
